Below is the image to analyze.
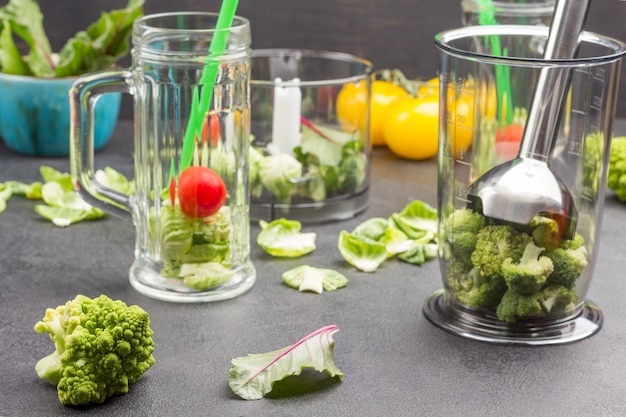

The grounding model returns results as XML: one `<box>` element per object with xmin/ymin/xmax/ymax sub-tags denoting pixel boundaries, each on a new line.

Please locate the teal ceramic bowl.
<box><xmin>0</xmin><ymin>73</ymin><xmax>121</xmax><ymax>156</ymax></box>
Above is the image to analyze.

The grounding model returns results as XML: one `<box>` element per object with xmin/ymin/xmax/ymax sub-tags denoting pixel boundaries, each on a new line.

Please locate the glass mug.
<box><xmin>424</xmin><ymin>25</ymin><xmax>626</xmax><ymax>345</ymax></box>
<box><xmin>461</xmin><ymin>0</ymin><xmax>555</xmax><ymax>26</ymax></box>
<box><xmin>70</xmin><ymin>12</ymin><xmax>255</xmax><ymax>302</ymax></box>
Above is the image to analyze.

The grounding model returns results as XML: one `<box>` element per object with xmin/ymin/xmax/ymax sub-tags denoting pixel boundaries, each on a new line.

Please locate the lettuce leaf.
<box><xmin>34</xmin><ymin>205</ymin><xmax>90</xmax><ymax>227</ymax></box>
<box><xmin>337</xmin><ymin>230</ymin><xmax>388</xmax><ymax>273</ymax></box>
<box><xmin>180</xmin><ymin>261</ymin><xmax>234</xmax><ymax>290</ymax></box>
<box><xmin>95</xmin><ymin>167</ymin><xmax>134</xmax><ymax>195</ymax></box>
<box><xmin>0</xmin><ymin>165</ymin><xmax>131</xmax><ymax>226</ymax></box>
<box><xmin>257</xmin><ymin>218</ymin><xmax>316</xmax><ymax>257</ymax></box>
<box><xmin>282</xmin><ymin>265</ymin><xmax>348</xmax><ymax>293</ymax></box>
<box><xmin>337</xmin><ymin>199</ymin><xmax>439</xmax><ymax>271</ymax></box>
<box><xmin>229</xmin><ymin>325</ymin><xmax>343</xmax><ymax>400</ymax></box>
<box><xmin>0</xmin><ymin>183</ymin><xmax>10</xmax><ymax>214</ymax></box>
<box><xmin>389</xmin><ymin>199</ymin><xmax>438</xmax><ymax>239</ymax></box>
<box><xmin>398</xmin><ymin>243</ymin><xmax>438</xmax><ymax>265</ymax></box>
<box><xmin>258</xmin><ymin>154</ymin><xmax>302</xmax><ymax>204</ymax></box>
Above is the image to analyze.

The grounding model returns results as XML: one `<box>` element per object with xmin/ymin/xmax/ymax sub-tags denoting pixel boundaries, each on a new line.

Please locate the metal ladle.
<box><xmin>467</xmin><ymin>0</ymin><xmax>590</xmax><ymax>238</ymax></box>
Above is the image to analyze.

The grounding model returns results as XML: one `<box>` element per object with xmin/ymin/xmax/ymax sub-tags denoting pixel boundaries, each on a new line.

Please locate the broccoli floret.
<box><xmin>539</xmin><ymin>284</ymin><xmax>578</xmax><ymax>314</ymax></box>
<box><xmin>446</xmin><ymin>208</ymin><xmax>487</xmax><ymax>234</ymax></box>
<box><xmin>545</xmin><ymin>245</ymin><xmax>588</xmax><ymax>289</ymax></box>
<box><xmin>530</xmin><ymin>216</ymin><xmax>562</xmax><ymax>251</ymax></box>
<box><xmin>496</xmin><ymin>289</ymin><xmax>543</xmax><ymax>323</ymax></box>
<box><xmin>444</xmin><ymin>209</ymin><xmax>487</xmax><ymax>272</ymax></box>
<box><xmin>496</xmin><ymin>284</ymin><xmax>579</xmax><ymax>323</ymax></box>
<box><xmin>471</xmin><ymin>224</ymin><xmax>531</xmax><ymax>279</ymax></box>
<box><xmin>34</xmin><ymin>294</ymin><xmax>155</xmax><ymax>406</ymax></box>
<box><xmin>559</xmin><ymin>232</ymin><xmax>585</xmax><ymax>250</ymax></box>
<box><xmin>608</xmin><ymin>136</ymin><xmax>626</xmax><ymax>202</ymax></box>
<box><xmin>502</xmin><ymin>241</ymin><xmax>554</xmax><ymax>294</ymax></box>
<box><xmin>449</xmin><ymin>267</ymin><xmax>507</xmax><ymax>309</ymax></box>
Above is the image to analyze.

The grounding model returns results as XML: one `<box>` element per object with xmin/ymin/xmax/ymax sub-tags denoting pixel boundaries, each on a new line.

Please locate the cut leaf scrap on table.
<box><xmin>338</xmin><ymin>199</ymin><xmax>438</xmax><ymax>272</ymax></box>
<box><xmin>228</xmin><ymin>325</ymin><xmax>343</xmax><ymax>400</ymax></box>
<box><xmin>257</xmin><ymin>218</ymin><xmax>317</xmax><ymax>257</ymax></box>
<box><xmin>282</xmin><ymin>265</ymin><xmax>349</xmax><ymax>294</ymax></box>
<box><xmin>0</xmin><ymin>165</ymin><xmax>131</xmax><ymax>226</ymax></box>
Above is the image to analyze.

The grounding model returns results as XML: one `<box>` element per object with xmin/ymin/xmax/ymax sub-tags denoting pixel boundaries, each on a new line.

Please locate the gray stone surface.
<box><xmin>1</xmin><ymin>120</ymin><xmax>626</xmax><ymax>416</ymax></box>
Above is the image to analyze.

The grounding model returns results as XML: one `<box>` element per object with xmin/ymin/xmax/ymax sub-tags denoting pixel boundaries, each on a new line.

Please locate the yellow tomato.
<box><xmin>336</xmin><ymin>80</ymin><xmax>368</xmax><ymax>132</ymax></box>
<box><xmin>480</xmin><ymin>80</ymin><xmax>498</xmax><ymax>120</ymax></box>
<box><xmin>383</xmin><ymin>79</ymin><xmax>475</xmax><ymax>160</ymax></box>
<box><xmin>383</xmin><ymin>95</ymin><xmax>439</xmax><ymax>160</ymax></box>
<box><xmin>449</xmin><ymin>95</ymin><xmax>474</xmax><ymax>158</ymax></box>
<box><xmin>418</xmin><ymin>77</ymin><xmax>439</xmax><ymax>96</ymax></box>
<box><xmin>337</xmin><ymin>79</ymin><xmax>409</xmax><ymax>147</ymax></box>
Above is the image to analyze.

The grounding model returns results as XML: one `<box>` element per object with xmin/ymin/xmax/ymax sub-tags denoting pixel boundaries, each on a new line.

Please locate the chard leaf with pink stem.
<box><xmin>228</xmin><ymin>325</ymin><xmax>343</xmax><ymax>400</ymax></box>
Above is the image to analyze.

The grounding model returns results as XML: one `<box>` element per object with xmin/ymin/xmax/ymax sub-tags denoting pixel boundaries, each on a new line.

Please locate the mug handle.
<box><xmin>70</xmin><ymin>70</ymin><xmax>133</xmax><ymax>219</ymax></box>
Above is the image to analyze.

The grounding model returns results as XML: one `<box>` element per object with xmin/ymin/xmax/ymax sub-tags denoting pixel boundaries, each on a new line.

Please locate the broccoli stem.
<box><xmin>35</xmin><ymin>351</ymin><xmax>63</xmax><ymax>386</ymax></box>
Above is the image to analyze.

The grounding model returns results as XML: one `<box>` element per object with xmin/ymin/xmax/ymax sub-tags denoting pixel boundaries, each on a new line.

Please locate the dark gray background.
<box><xmin>2</xmin><ymin>119</ymin><xmax>626</xmax><ymax>417</ymax></box>
<box><xmin>13</xmin><ymin>0</ymin><xmax>626</xmax><ymax>116</ymax></box>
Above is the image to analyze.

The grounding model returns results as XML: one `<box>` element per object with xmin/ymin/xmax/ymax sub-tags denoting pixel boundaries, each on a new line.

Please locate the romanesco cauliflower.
<box><xmin>34</xmin><ymin>294</ymin><xmax>155</xmax><ymax>406</ymax></box>
<box><xmin>608</xmin><ymin>136</ymin><xmax>626</xmax><ymax>202</ymax></box>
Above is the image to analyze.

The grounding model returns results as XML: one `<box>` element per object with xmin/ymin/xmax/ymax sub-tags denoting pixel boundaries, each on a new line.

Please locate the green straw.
<box><xmin>477</xmin><ymin>0</ymin><xmax>513</xmax><ymax>126</ymax></box>
<box><xmin>179</xmin><ymin>0</ymin><xmax>240</xmax><ymax>171</ymax></box>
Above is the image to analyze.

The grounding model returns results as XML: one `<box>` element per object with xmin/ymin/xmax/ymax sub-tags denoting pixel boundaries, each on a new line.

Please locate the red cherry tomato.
<box><xmin>495</xmin><ymin>124</ymin><xmax>524</xmax><ymax>160</ymax></box>
<box><xmin>177</xmin><ymin>166</ymin><xmax>227</xmax><ymax>218</ymax></box>
<box><xmin>201</xmin><ymin>112</ymin><xmax>220</xmax><ymax>147</ymax></box>
<box><xmin>169</xmin><ymin>175</ymin><xmax>177</xmax><ymax>206</ymax></box>
<box><xmin>496</xmin><ymin>123</ymin><xmax>524</xmax><ymax>143</ymax></box>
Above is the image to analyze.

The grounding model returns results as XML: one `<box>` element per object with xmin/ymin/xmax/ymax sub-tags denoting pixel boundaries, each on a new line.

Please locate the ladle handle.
<box><xmin>518</xmin><ymin>0</ymin><xmax>591</xmax><ymax>161</ymax></box>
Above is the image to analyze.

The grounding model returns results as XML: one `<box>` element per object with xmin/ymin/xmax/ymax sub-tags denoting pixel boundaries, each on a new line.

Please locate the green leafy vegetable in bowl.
<box><xmin>34</xmin><ymin>294</ymin><xmax>155</xmax><ymax>406</ymax></box>
<box><xmin>0</xmin><ymin>0</ymin><xmax>144</xmax><ymax>77</ymax></box>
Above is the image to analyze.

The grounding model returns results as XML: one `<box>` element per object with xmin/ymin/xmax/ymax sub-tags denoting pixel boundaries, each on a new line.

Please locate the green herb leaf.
<box><xmin>282</xmin><ymin>265</ymin><xmax>348</xmax><ymax>293</ymax></box>
<box><xmin>257</xmin><ymin>218</ymin><xmax>316</xmax><ymax>257</ymax></box>
<box><xmin>229</xmin><ymin>325</ymin><xmax>343</xmax><ymax>400</ymax></box>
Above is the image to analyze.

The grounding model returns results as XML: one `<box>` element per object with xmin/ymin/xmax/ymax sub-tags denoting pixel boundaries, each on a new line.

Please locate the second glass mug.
<box><xmin>70</xmin><ymin>12</ymin><xmax>256</xmax><ymax>302</ymax></box>
<box><xmin>461</xmin><ymin>0</ymin><xmax>556</xmax><ymax>26</ymax></box>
